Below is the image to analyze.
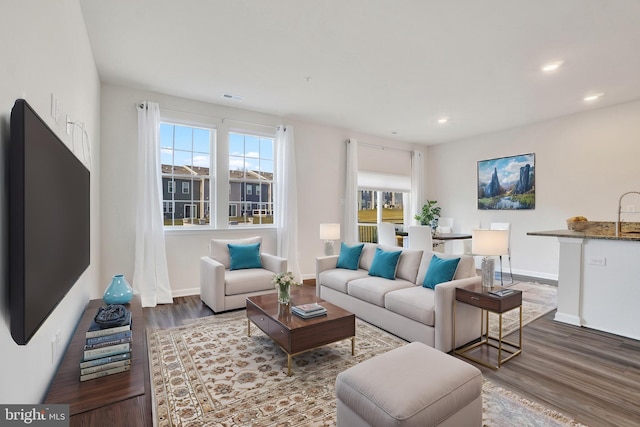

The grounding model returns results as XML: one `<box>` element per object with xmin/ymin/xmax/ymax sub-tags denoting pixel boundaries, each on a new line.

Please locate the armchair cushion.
<box><xmin>210</xmin><ymin>236</ymin><xmax>262</xmax><ymax>269</ymax></box>
<box><xmin>228</xmin><ymin>242</ymin><xmax>262</xmax><ymax>270</ymax></box>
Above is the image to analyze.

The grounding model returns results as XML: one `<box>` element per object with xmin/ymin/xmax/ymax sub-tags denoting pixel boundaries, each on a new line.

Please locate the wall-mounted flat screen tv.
<box><xmin>10</xmin><ymin>99</ymin><xmax>90</xmax><ymax>345</ymax></box>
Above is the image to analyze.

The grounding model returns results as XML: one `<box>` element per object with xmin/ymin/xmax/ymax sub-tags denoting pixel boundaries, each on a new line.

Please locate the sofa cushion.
<box><xmin>393</xmin><ymin>248</ymin><xmax>423</xmax><ymax>283</ymax></box>
<box><xmin>225</xmin><ymin>268</ymin><xmax>274</xmax><ymax>296</ymax></box>
<box><xmin>210</xmin><ymin>236</ymin><xmax>262</xmax><ymax>269</ymax></box>
<box><xmin>416</xmin><ymin>252</ymin><xmax>475</xmax><ymax>285</ymax></box>
<box><xmin>336</xmin><ymin>242</ymin><xmax>365</xmax><ymax>270</ymax></box>
<box><xmin>368</xmin><ymin>247</ymin><xmax>402</xmax><ymax>280</ymax></box>
<box><xmin>228</xmin><ymin>242</ymin><xmax>263</xmax><ymax>270</ymax></box>
<box><xmin>319</xmin><ymin>269</ymin><xmax>370</xmax><ymax>294</ymax></box>
<box><xmin>358</xmin><ymin>243</ymin><xmax>378</xmax><ymax>271</ymax></box>
<box><xmin>385</xmin><ymin>286</ymin><xmax>436</xmax><ymax>326</ymax></box>
<box><xmin>348</xmin><ymin>276</ymin><xmax>414</xmax><ymax>307</ymax></box>
<box><xmin>422</xmin><ymin>255</ymin><xmax>460</xmax><ymax>289</ymax></box>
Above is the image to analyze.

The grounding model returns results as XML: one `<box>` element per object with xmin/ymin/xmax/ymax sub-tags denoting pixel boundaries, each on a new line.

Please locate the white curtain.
<box><xmin>344</xmin><ymin>139</ymin><xmax>359</xmax><ymax>243</ymax></box>
<box><xmin>133</xmin><ymin>102</ymin><xmax>173</xmax><ymax>307</ymax></box>
<box><xmin>275</xmin><ymin>125</ymin><xmax>301</xmax><ymax>281</ymax></box>
<box><xmin>410</xmin><ymin>150</ymin><xmax>425</xmax><ymax>226</ymax></box>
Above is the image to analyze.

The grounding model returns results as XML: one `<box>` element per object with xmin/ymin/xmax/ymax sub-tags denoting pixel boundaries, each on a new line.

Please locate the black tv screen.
<box><xmin>10</xmin><ymin>99</ymin><xmax>90</xmax><ymax>345</ymax></box>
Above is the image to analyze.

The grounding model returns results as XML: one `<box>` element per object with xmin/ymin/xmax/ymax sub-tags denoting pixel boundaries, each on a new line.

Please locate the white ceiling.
<box><xmin>79</xmin><ymin>0</ymin><xmax>640</xmax><ymax>144</ymax></box>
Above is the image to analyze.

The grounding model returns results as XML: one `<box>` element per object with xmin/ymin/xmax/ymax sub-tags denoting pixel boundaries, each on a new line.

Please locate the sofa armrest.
<box><xmin>261</xmin><ymin>253</ymin><xmax>287</xmax><ymax>275</ymax></box>
<box><xmin>200</xmin><ymin>256</ymin><xmax>226</xmax><ymax>313</ymax></box>
<box><xmin>434</xmin><ymin>276</ymin><xmax>482</xmax><ymax>352</ymax></box>
<box><xmin>315</xmin><ymin>255</ymin><xmax>339</xmax><ymax>296</ymax></box>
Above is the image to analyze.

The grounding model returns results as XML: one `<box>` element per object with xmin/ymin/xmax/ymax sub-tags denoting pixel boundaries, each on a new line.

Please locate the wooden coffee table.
<box><xmin>246</xmin><ymin>292</ymin><xmax>356</xmax><ymax>376</ymax></box>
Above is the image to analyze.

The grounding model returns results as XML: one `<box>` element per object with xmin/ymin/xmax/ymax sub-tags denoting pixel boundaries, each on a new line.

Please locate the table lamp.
<box><xmin>320</xmin><ymin>223</ymin><xmax>341</xmax><ymax>256</ymax></box>
<box><xmin>472</xmin><ymin>229</ymin><xmax>509</xmax><ymax>288</ymax></box>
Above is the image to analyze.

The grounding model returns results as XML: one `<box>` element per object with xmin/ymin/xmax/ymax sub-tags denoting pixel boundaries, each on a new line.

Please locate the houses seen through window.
<box><xmin>160</xmin><ymin>122</ymin><xmax>213</xmax><ymax>226</ymax></box>
<box><xmin>229</xmin><ymin>132</ymin><xmax>274</xmax><ymax>225</ymax></box>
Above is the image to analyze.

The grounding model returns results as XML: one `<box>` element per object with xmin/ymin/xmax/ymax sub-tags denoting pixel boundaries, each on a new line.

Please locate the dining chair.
<box><xmin>377</xmin><ymin>222</ymin><xmax>397</xmax><ymax>246</ymax></box>
<box><xmin>407</xmin><ymin>226</ymin><xmax>433</xmax><ymax>252</ymax></box>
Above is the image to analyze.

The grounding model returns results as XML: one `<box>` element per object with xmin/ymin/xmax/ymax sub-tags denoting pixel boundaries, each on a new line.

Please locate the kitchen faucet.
<box><xmin>616</xmin><ymin>191</ymin><xmax>640</xmax><ymax>237</ymax></box>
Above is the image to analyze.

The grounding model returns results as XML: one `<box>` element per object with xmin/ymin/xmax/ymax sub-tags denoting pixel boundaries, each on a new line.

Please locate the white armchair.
<box><xmin>200</xmin><ymin>236</ymin><xmax>287</xmax><ymax>313</ymax></box>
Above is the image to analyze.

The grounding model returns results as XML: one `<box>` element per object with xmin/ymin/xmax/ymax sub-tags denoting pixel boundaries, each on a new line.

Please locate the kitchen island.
<box><xmin>528</xmin><ymin>222</ymin><xmax>640</xmax><ymax>341</ymax></box>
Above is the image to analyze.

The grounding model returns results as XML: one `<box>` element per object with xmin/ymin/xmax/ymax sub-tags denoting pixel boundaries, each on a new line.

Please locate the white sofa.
<box><xmin>316</xmin><ymin>243</ymin><xmax>481</xmax><ymax>353</ymax></box>
<box><xmin>200</xmin><ymin>236</ymin><xmax>287</xmax><ymax>313</ymax></box>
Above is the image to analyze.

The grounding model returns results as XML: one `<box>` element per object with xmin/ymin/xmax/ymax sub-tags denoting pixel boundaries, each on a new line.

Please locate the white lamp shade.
<box><xmin>320</xmin><ymin>223</ymin><xmax>341</xmax><ymax>240</ymax></box>
<box><xmin>472</xmin><ymin>229</ymin><xmax>509</xmax><ymax>256</ymax></box>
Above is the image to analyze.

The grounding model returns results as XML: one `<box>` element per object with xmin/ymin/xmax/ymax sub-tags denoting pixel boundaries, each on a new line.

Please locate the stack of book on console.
<box><xmin>80</xmin><ymin>306</ymin><xmax>132</xmax><ymax>382</ymax></box>
<box><xmin>292</xmin><ymin>302</ymin><xmax>327</xmax><ymax>319</ymax></box>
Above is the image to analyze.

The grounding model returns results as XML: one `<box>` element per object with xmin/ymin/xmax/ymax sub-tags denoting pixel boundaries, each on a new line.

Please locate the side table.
<box><xmin>453</xmin><ymin>283</ymin><xmax>522</xmax><ymax>369</ymax></box>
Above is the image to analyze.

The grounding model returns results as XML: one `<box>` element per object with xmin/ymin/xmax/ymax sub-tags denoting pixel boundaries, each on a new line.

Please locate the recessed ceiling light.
<box><xmin>583</xmin><ymin>93</ymin><xmax>604</xmax><ymax>102</ymax></box>
<box><xmin>437</xmin><ymin>117</ymin><xmax>449</xmax><ymax>124</ymax></box>
<box><xmin>541</xmin><ymin>61</ymin><xmax>563</xmax><ymax>73</ymax></box>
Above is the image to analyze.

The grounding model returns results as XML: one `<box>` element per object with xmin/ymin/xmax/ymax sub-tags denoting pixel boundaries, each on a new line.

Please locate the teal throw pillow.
<box><xmin>336</xmin><ymin>243</ymin><xmax>365</xmax><ymax>270</ymax></box>
<box><xmin>368</xmin><ymin>247</ymin><xmax>402</xmax><ymax>280</ymax></box>
<box><xmin>228</xmin><ymin>243</ymin><xmax>262</xmax><ymax>270</ymax></box>
<box><xmin>423</xmin><ymin>255</ymin><xmax>460</xmax><ymax>289</ymax></box>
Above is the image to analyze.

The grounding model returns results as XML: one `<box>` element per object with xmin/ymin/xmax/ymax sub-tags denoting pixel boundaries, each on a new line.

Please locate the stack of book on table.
<box><xmin>80</xmin><ymin>308</ymin><xmax>132</xmax><ymax>382</ymax></box>
<box><xmin>292</xmin><ymin>302</ymin><xmax>327</xmax><ymax>319</ymax></box>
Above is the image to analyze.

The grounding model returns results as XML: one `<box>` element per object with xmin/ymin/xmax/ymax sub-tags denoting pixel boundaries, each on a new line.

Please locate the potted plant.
<box><xmin>414</xmin><ymin>200</ymin><xmax>441</xmax><ymax>232</ymax></box>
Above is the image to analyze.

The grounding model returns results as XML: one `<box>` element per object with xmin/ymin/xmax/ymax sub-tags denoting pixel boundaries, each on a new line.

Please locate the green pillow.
<box><xmin>423</xmin><ymin>255</ymin><xmax>460</xmax><ymax>289</ymax></box>
<box><xmin>368</xmin><ymin>247</ymin><xmax>402</xmax><ymax>280</ymax></box>
<box><xmin>336</xmin><ymin>243</ymin><xmax>365</xmax><ymax>270</ymax></box>
<box><xmin>228</xmin><ymin>243</ymin><xmax>262</xmax><ymax>270</ymax></box>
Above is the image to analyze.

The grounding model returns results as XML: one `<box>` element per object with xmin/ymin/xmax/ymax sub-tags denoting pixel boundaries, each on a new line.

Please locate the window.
<box><xmin>357</xmin><ymin>189</ymin><xmax>406</xmax><ymax>243</ymax></box>
<box><xmin>229</xmin><ymin>132</ymin><xmax>274</xmax><ymax>225</ymax></box>
<box><xmin>160</xmin><ymin>123</ymin><xmax>213</xmax><ymax>226</ymax></box>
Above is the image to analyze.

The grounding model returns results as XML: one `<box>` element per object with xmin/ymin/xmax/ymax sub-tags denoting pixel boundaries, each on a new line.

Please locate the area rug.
<box><xmin>148</xmin><ymin>303</ymin><xmax>584</xmax><ymax>427</ymax></box>
<box><xmin>488</xmin><ymin>282</ymin><xmax>557</xmax><ymax>337</ymax></box>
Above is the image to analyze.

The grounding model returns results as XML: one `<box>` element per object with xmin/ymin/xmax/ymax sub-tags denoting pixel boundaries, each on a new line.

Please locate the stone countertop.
<box><xmin>528</xmin><ymin>221</ymin><xmax>640</xmax><ymax>241</ymax></box>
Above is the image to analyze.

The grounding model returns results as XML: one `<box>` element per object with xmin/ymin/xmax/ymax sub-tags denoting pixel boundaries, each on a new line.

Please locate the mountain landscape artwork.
<box><xmin>477</xmin><ymin>153</ymin><xmax>535</xmax><ymax>210</ymax></box>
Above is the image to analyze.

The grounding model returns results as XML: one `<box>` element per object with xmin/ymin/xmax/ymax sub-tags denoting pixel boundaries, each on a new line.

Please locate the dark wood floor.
<box><xmin>144</xmin><ymin>286</ymin><xmax>640</xmax><ymax>427</ymax></box>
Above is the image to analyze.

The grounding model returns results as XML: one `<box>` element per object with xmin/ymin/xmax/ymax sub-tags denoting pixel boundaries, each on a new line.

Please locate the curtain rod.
<box><xmin>136</xmin><ymin>102</ymin><xmax>277</xmax><ymax>129</ymax></box>
<box><xmin>359</xmin><ymin>141</ymin><xmax>412</xmax><ymax>153</ymax></box>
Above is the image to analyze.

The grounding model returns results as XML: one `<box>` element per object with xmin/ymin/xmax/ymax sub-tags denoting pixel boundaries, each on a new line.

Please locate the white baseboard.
<box><xmin>172</xmin><ymin>287</ymin><xmax>200</xmax><ymax>298</ymax></box>
<box><xmin>554</xmin><ymin>312</ymin><xmax>582</xmax><ymax>326</ymax></box>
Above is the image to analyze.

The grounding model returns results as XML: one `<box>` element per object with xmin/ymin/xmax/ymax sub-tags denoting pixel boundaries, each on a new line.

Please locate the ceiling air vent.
<box><xmin>222</xmin><ymin>93</ymin><xmax>244</xmax><ymax>101</ymax></box>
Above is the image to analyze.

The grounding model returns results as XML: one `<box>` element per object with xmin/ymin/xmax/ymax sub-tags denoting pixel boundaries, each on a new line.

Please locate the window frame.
<box><xmin>159</xmin><ymin>109</ymin><xmax>278</xmax><ymax>231</ymax></box>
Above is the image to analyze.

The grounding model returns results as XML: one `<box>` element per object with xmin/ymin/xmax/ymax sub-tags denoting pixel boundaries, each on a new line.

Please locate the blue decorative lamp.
<box><xmin>103</xmin><ymin>274</ymin><xmax>133</xmax><ymax>304</ymax></box>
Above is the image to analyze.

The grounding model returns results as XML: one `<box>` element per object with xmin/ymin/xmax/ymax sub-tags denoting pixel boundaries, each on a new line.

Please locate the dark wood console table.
<box><xmin>45</xmin><ymin>296</ymin><xmax>151</xmax><ymax>426</ymax></box>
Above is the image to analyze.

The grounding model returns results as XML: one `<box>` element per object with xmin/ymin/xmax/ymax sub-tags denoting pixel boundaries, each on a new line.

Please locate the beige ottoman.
<box><xmin>335</xmin><ymin>342</ymin><xmax>482</xmax><ymax>427</ymax></box>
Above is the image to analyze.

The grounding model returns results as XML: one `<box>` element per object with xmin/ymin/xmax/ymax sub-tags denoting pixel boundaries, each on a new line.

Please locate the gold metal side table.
<box><xmin>453</xmin><ymin>283</ymin><xmax>522</xmax><ymax>369</ymax></box>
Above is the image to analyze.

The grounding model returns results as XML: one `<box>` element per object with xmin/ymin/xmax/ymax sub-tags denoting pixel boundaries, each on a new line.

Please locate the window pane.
<box><xmin>245</xmin><ymin>158</ymin><xmax>259</xmax><ymax>174</ymax></box>
<box><xmin>174</xmin><ymin>126</ymin><xmax>192</xmax><ymax>151</ymax></box>
<box><xmin>160</xmin><ymin>123</ymin><xmax>174</xmax><ymax>150</ymax></box>
<box><xmin>259</xmin><ymin>159</ymin><xmax>273</xmax><ymax>174</ymax></box>
<box><xmin>193</xmin><ymin>128</ymin><xmax>210</xmax><ymax>153</ymax></box>
<box><xmin>229</xmin><ymin>133</ymin><xmax>244</xmax><ymax>156</ymax></box>
<box><xmin>161</xmin><ymin>121</ymin><xmax>214</xmax><ymax>227</ymax></box>
<box><xmin>228</xmin><ymin>132</ymin><xmax>274</xmax><ymax>226</ymax></box>
<box><xmin>260</xmin><ymin>138</ymin><xmax>273</xmax><ymax>159</ymax></box>
<box><xmin>192</xmin><ymin>153</ymin><xmax>210</xmax><ymax>169</ymax></box>
<box><xmin>174</xmin><ymin>150</ymin><xmax>192</xmax><ymax>167</ymax></box>
<box><xmin>161</xmin><ymin>148</ymin><xmax>173</xmax><ymax>166</ymax></box>
<box><xmin>245</xmin><ymin>135</ymin><xmax>259</xmax><ymax>157</ymax></box>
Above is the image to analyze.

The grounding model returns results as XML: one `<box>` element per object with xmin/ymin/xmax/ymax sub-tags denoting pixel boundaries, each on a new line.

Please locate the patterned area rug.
<box><xmin>149</xmin><ymin>297</ymin><xmax>584</xmax><ymax>427</ymax></box>
<box><xmin>488</xmin><ymin>282</ymin><xmax>557</xmax><ymax>337</ymax></box>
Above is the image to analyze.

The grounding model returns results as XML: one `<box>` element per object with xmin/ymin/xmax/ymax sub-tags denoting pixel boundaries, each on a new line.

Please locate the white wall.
<box><xmin>427</xmin><ymin>99</ymin><xmax>640</xmax><ymax>279</ymax></box>
<box><xmin>0</xmin><ymin>0</ymin><xmax>101</xmax><ymax>403</ymax></box>
<box><xmin>100</xmin><ymin>84</ymin><xmax>421</xmax><ymax>296</ymax></box>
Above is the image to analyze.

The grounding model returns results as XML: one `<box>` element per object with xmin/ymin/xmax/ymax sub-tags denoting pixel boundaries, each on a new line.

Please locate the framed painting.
<box><xmin>477</xmin><ymin>153</ymin><xmax>535</xmax><ymax>210</ymax></box>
